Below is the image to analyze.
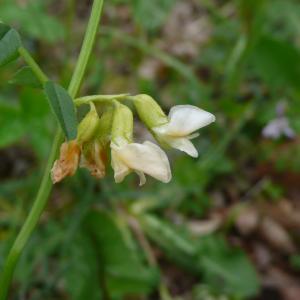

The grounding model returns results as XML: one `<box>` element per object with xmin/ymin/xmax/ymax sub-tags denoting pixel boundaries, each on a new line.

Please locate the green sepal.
<box><xmin>111</xmin><ymin>101</ymin><xmax>133</xmax><ymax>145</ymax></box>
<box><xmin>96</xmin><ymin>104</ymin><xmax>115</xmax><ymax>146</ymax></box>
<box><xmin>132</xmin><ymin>94</ymin><xmax>168</xmax><ymax>129</ymax></box>
<box><xmin>77</xmin><ymin>103</ymin><xmax>100</xmax><ymax>144</ymax></box>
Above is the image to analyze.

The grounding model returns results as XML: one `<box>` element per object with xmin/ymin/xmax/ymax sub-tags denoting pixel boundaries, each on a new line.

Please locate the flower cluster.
<box><xmin>51</xmin><ymin>95</ymin><xmax>215</xmax><ymax>185</ymax></box>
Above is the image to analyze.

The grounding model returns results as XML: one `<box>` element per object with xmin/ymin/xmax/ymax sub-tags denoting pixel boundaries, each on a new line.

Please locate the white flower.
<box><xmin>132</xmin><ymin>95</ymin><xmax>215</xmax><ymax>158</ymax></box>
<box><xmin>111</xmin><ymin>139</ymin><xmax>171</xmax><ymax>185</ymax></box>
<box><xmin>152</xmin><ymin>105</ymin><xmax>215</xmax><ymax>158</ymax></box>
<box><xmin>111</xmin><ymin>100</ymin><xmax>171</xmax><ymax>185</ymax></box>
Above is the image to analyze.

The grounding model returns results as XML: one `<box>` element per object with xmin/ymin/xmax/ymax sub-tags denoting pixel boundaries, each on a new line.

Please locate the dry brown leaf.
<box><xmin>259</xmin><ymin>217</ymin><xmax>296</xmax><ymax>254</ymax></box>
<box><xmin>235</xmin><ymin>206</ymin><xmax>259</xmax><ymax>235</ymax></box>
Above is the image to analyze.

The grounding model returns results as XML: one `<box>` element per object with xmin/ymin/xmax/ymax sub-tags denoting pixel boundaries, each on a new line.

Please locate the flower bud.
<box><xmin>80</xmin><ymin>105</ymin><xmax>114</xmax><ymax>179</ymax></box>
<box><xmin>51</xmin><ymin>141</ymin><xmax>80</xmax><ymax>183</ymax></box>
<box><xmin>111</xmin><ymin>101</ymin><xmax>133</xmax><ymax>146</ymax></box>
<box><xmin>96</xmin><ymin>104</ymin><xmax>114</xmax><ymax>145</ymax></box>
<box><xmin>132</xmin><ymin>94</ymin><xmax>168</xmax><ymax>129</ymax></box>
<box><xmin>77</xmin><ymin>103</ymin><xmax>99</xmax><ymax>144</ymax></box>
<box><xmin>81</xmin><ymin>141</ymin><xmax>107</xmax><ymax>179</ymax></box>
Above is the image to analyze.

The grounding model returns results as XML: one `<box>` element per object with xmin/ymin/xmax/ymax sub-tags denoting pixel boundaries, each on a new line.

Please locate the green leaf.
<box><xmin>197</xmin><ymin>235</ymin><xmax>260</xmax><ymax>298</ymax></box>
<box><xmin>251</xmin><ymin>35</ymin><xmax>300</xmax><ymax>91</ymax></box>
<box><xmin>44</xmin><ymin>81</ymin><xmax>77</xmax><ymax>140</ymax></box>
<box><xmin>132</xmin><ymin>0</ymin><xmax>176</xmax><ymax>31</ymax></box>
<box><xmin>0</xmin><ymin>23</ymin><xmax>10</xmax><ymax>39</ymax></box>
<box><xmin>0</xmin><ymin>23</ymin><xmax>22</xmax><ymax>67</ymax></box>
<box><xmin>140</xmin><ymin>214</ymin><xmax>199</xmax><ymax>272</ymax></box>
<box><xmin>141</xmin><ymin>215</ymin><xmax>260</xmax><ymax>299</ymax></box>
<box><xmin>19</xmin><ymin>88</ymin><xmax>52</xmax><ymax>159</ymax></box>
<box><xmin>9</xmin><ymin>66</ymin><xmax>42</xmax><ymax>89</ymax></box>
<box><xmin>0</xmin><ymin>101</ymin><xmax>26</xmax><ymax>148</ymax></box>
<box><xmin>141</xmin><ymin>214</ymin><xmax>196</xmax><ymax>257</ymax></box>
<box><xmin>65</xmin><ymin>232</ymin><xmax>103</xmax><ymax>300</ymax></box>
<box><xmin>0</xmin><ymin>2</ymin><xmax>65</xmax><ymax>43</ymax></box>
<box><xmin>238</xmin><ymin>0</ymin><xmax>267</xmax><ymax>24</ymax></box>
<box><xmin>290</xmin><ymin>255</ymin><xmax>300</xmax><ymax>271</ymax></box>
<box><xmin>84</xmin><ymin>210</ymin><xmax>159</xmax><ymax>297</ymax></box>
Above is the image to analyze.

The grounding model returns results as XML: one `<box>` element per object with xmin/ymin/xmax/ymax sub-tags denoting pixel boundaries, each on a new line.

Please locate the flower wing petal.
<box><xmin>167</xmin><ymin>137</ymin><xmax>198</xmax><ymax>158</ymax></box>
<box><xmin>156</xmin><ymin>105</ymin><xmax>215</xmax><ymax>136</ymax></box>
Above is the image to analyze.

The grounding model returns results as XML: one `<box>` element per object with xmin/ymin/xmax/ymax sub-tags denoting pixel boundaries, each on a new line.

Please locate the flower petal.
<box><xmin>154</xmin><ymin>105</ymin><xmax>215</xmax><ymax>137</ymax></box>
<box><xmin>188</xmin><ymin>132</ymin><xmax>200</xmax><ymax>140</ymax></box>
<box><xmin>111</xmin><ymin>148</ymin><xmax>131</xmax><ymax>183</ymax></box>
<box><xmin>112</xmin><ymin>141</ymin><xmax>171</xmax><ymax>183</ymax></box>
<box><xmin>167</xmin><ymin>137</ymin><xmax>198</xmax><ymax>158</ymax></box>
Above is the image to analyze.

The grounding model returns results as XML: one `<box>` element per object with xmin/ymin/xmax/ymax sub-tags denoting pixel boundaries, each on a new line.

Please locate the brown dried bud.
<box><xmin>81</xmin><ymin>142</ymin><xmax>107</xmax><ymax>179</ymax></box>
<box><xmin>51</xmin><ymin>141</ymin><xmax>81</xmax><ymax>184</ymax></box>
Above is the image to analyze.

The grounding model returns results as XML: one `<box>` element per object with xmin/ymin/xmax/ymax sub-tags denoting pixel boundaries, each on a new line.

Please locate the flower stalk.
<box><xmin>52</xmin><ymin>92</ymin><xmax>216</xmax><ymax>185</ymax></box>
<box><xmin>18</xmin><ymin>46</ymin><xmax>48</xmax><ymax>84</ymax></box>
<box><xmin>74</xmin><ymin>93</ymin><xmax>129</xmax><ymax>106</ymax></box>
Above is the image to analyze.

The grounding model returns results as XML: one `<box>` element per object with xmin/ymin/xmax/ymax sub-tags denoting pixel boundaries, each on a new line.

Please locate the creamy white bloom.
<box><xmin>111</xmin><ymin>101</ymin><xmax>171</xmax><ymax>185</ymax></box>
<box><xmin>152</xmin><ymin>105</ymin><xmax>215</xmax><ymax>158</ymax></box>
<box><xmin>111</xmin><ymin>139</ymin><xmax>171</xmax><ymax>185</ymax></box>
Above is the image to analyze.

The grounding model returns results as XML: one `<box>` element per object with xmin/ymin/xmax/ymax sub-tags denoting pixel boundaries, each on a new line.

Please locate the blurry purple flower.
<box><xmin>262</xmin><ymin>101</ymin><xmax>295</xmax><ymax>140</ymax></box>
<box><xmin>262</xmin><ymin>117</ymin><xmax>295</xmax><ymax>140</ymax></box>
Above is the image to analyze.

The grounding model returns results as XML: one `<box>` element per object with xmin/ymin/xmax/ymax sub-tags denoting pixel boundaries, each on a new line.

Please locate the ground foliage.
<box><xmin>1</xmin><ymin>0</ymin><xmax>300</xmax><ymax>299</ymax></box>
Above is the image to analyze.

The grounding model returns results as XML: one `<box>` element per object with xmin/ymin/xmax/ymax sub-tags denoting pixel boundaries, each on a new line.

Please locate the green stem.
<box><xmin>0</xmin><ymin>130</ymin><xmax>62</xmax><ymax>299</ymax></box>
<box><xmin>18</xmin><ymin>46</ymin><xmax>48</xmax><ymax>84</ymax></box>
<box><xmin>68</xmin><ymin>0</ymin><xmax>104</xmax><ymax>98</ymax></box>
<box><xmin>74</xmin><ymin>93</ymin><xmax>129</xmax><ymax>106</ymax></box>
<box><xmin>223</xmin><ymin>34</ymin><xmax>249</xmax><ymax>96</ymax></box>
<box><xmin>159</xmin><ymin>284</ymin><xmax>174</xmax><ymax>300</ymax></box>
<box><xmin>66</xmin><ymin>0</ymin><xmax>76</xmax><ymax>45</ymax></box>
<box><xmin>0</xmin><ymin>1</ymin><xmax>104</xmax><ymax>298</ymax></box>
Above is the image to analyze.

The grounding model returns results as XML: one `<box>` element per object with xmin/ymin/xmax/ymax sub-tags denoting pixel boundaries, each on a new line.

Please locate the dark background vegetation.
<box><xmin>1</xmin><ymin>0</ymin><xmax>300</xmax><ymax>299</ymax></box>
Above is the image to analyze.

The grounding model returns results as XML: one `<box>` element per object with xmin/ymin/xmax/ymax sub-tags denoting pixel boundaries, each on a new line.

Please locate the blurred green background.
<box><xmin>1</xmin><ymin>0</ymin><xmax>300</xmax><ymax>299</ymax></box>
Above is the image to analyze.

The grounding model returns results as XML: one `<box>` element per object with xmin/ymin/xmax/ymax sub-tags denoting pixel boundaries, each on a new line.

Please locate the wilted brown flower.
<box><xmin>51</xmin><ymin>141</ymin><xmax>81</xmax><ymax>184</ymax></box>
<box><xmin>80</xmin><ymin>141</ymin><xmax>107</xmax><ymax>179</ymax></box>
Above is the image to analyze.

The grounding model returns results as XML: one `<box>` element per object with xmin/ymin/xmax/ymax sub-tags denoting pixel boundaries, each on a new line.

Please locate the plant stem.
<box><xmin>0</xmin><ymin>1</ymin><xmax>104</xmax><ymax>298</ymax></box>
<box><xmin>159</xmin><ymin>284</ymin><xmax>174</xmax><ymax>300</ymax></box>
<box><xmin>68</xmin><ymin>0</ymin><xmax>104</xmax><ymax>98</ymax></box>
<box><xmin>18</xmin><ymin>46</ymin><xmax>48</xmax><ymax>84</ymax></box>
<box><xmin>74</xmin><ymin>93</ymin><xmax>129</xmax><ymax>106</ymax></box>
<box><xmin>66</xmin><ymin>0</ymin><xmax>76</xmax><ymax>45</ymax></box>
<box><xmin>0</xmin><ymin>130</ymin><xmax>62</xmax><ymax>299</ymax></box>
